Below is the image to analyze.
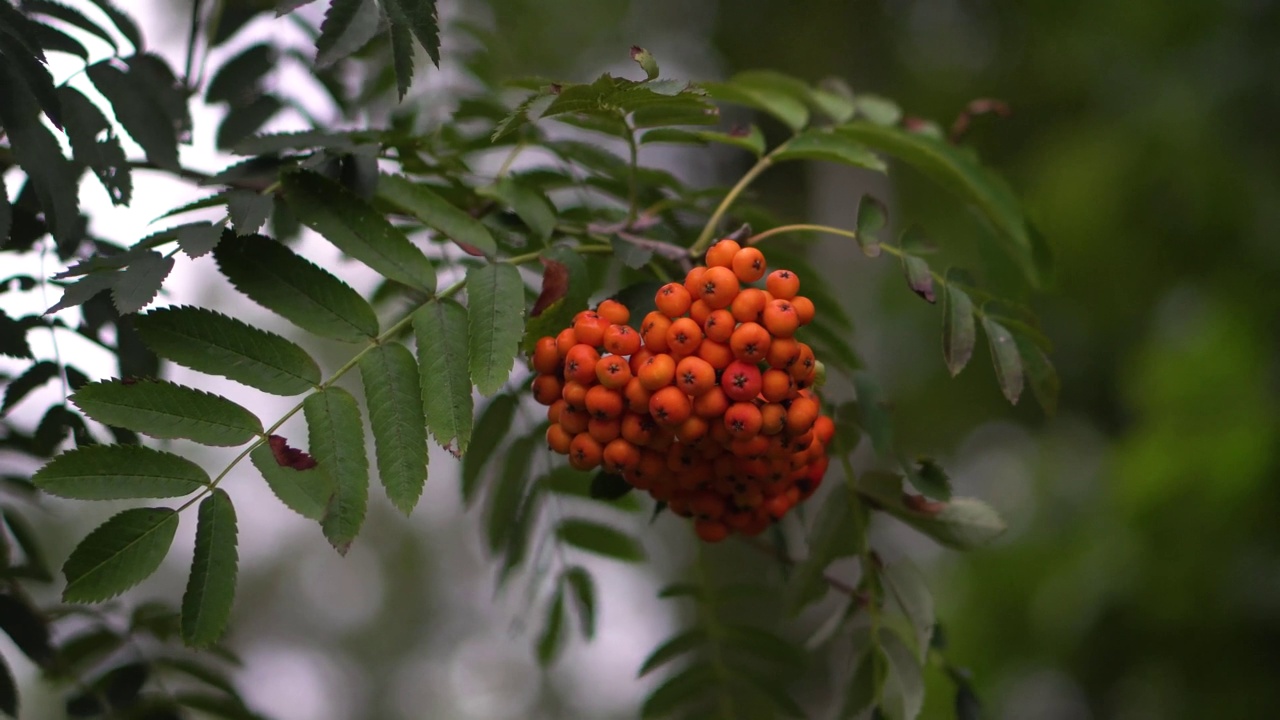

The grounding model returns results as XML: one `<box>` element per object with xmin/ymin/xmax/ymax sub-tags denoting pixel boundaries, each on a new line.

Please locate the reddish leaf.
<box><xmin>531</xmin><ymin>257</ymin><xmax>569</xmax><ymax>317</ymax></box>
<box><xmin>268</xmin><ymin>434</ymin><xmax>316</xmax><ymax>470</ymax></box>
<box><xmin>903</xmin><ymin>492</ymin><xmax>945</xmax><ymax>516</ymax></box>
<box><xmin>452</xmin><ymin>239</ymin><xmax>486</xmax><ymax>257</ymax></box>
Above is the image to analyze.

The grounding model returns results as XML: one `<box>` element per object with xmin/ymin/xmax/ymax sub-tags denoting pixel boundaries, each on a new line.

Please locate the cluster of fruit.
<box><xmin>530</xmin><ymin>239</ymin><xmax>833</xmax><ymax>542</ymax></box>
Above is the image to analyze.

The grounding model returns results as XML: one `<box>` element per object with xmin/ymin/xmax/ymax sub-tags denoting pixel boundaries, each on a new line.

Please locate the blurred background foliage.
<box><xmin>6</xmin><ymin>0</ymin><xmax>1278</xmax><ymax>718</ymax></box>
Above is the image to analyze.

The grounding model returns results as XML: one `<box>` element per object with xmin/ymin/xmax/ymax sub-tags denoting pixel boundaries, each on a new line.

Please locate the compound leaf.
<box><xmin>557</xmin><ymin>519</ymin><xmax>644</xmax><ymax>562</ymax></box>
<box><xmin>249</xmin><ymin>441</ymin><xmax>333</xmax><ymax>521</ymax></box>
<box><xmin>377</xmin><ymin>174</ymin><xmax>497</xmax><ymax>257</ymax></box>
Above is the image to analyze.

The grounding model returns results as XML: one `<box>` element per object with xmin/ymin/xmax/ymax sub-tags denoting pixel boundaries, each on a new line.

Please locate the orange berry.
<box><xmin>699</xmin><ymin>266</ymin><xmax>740</xmax><ymax>310</ymax></box>
<box><xmin>546</xmin><ymin>423</ymin><xmax>573</xmax><ymax>454</ymax></box>
<box><xmin>588</xmin><ymin>416</ymin><xmax>622</xmax><ymax>444</ymax></box>
<box><xmin>629</xmin><ymin>346</ymin><xmax>654</xmax><ymax>375</ymax></box>
<box><xmin>766</xmin><ymin>337</ymin><xmax>800</xmax><ymax>369</ymax></box>
<box><xmin>675</xmin><ymin>415</ymin><xmax>709</xmax><ymax>444</ymax></box>
<box><xmin>602</xmin><ymin>324</ymin><xmax>642</xmax><ymax>356</ymax></box>
<box><xmin>638</xmin><ymin>353</ymin><xmax>677</xmax><ymax>391</ymax></box>
<box><xmin>568</xmin><ymin>432</ymin><xmax>603</xmax><ymax>470</ymax></box>
<box><xmin>761</xmin><ymin>369</ymin><xmax>794</xmax><ymax>403</ymax></box>
<box><xmin>692</xmin><ymin>386</ymin><xmax>730</xmax><ymax>419</ymax></box>
<box><xmin>564</xmin><ymin>344</ymin><xmax>601</xmax><ymax>385</ymax></box>
<box><xmin>532</xmin><ymin>336</ymin><xmax>561</xmax><ymax>374</ymax></box>
<box><xmin>703</xmin><ymin>309</ymin><xmax>736</xmax><ymax>343</ymax></box>
<box><xmin>791</xmin><ymin>295</ymin><xmax>815</xmax><ymax>325</ymax></box>
<box><xmin>555</xmin><ymin>327</ymin><xmax>578</xmax><ymax>357</ymax></box>
<box><xmin>585</xmin><ymin>385</ymin><xmax>624</xmax><ymax>420</ymax></box>
<box><xmin>813</xmin><ymin>415</ymin><xmax>836</xmax><ymax>445</ymax></box>
<box><xmin>573</xmin><ymin>311</ymin><xmax>608</xmax><ymax>347</ymax></box>
<box><xmin>731</xmin><ymin>247</ymin><xmax>767</xmax><ymax>283</ymax></box>
<box><xmin>597</xmin><ymin>299</ymin><xmax>630</xmax><ymax>325</ymax></box>
<box><xmin>730</xmin><ymin>434</ymin><xmax>770</xmax><ymax>459</ymax></box>
<box><xmin>665</xmin><ymin>443</ymin><xmax>699</xmax><ymax>474</ymax></box>
<box><xmin>674</xmin><ymin>356</ymin><xmax>717</xmax><ymax>397</ymax></box>
<box><xmin>623</xmin><ymin>376</ymin><xmax>652</xmax><ymax>414</ymax></box>
<box><xmin>625</xmin><ymin>451</ymin><xmax>666</xmax><ymax>490</ymax></box>
<box><xmin>763</xmin><ymin>493</ymin><xmax>793</xmax><ymax>519</ymax></box>
<box><xmin>690</xmin><ymin>491</ymin><xmax>727</xmax><ymax>520</ymax></box>
<box><xmin>688</xmin><ymin>299</ymin><xmax>712</xmax><ymax>327</ymax></box>
<box><xmin>683</xmin><ymin>266</ymin><xmax>707</xmax><ymax>299</ymax></box>
<box><xmin>729</xmin><ymin>322</ymin><xmax>771</xmax><ymax>364</ymax></box>
<box><xmin>705</xmin><ymin>238</ymin><xmax>742</xmax><ymax>268</ymax></box>
<box><xmin>531</xmin><ymin>374</ymin><xmax>563</xmax><ymax>405</ymax></box>
<box><xmin>696</xmin><ymin>339</ymin><xmax>735</xmax><ymax>370</ymax></box>
<box><xmin>760</xmin><ymin>402</ymin><xmax>787</xmax><ymax>435</ymax></box>
<box><xmin>602</xmin><ymin>437</ymin><xmax>641</xmax><ymax>472</ymax></box>
<box><xmin>721</xmin><ymin>360</ymin><xmax>763</xmax><ymax>403</ymax></box>
<box><xmin>649</xmin><ymin>385</ymin><xmax>692</xmax><ymax>427</ymax></box>
<box><xmin>785</xmin><ymin>396</ymin><xmax>821</xmax><ymax>436</ymax></box>
<box><xmin>547</xmin><ymin>398</ymin><xmax>566</xmax><ymax>425</ymax></box>
<box><xmin>762</xmin><ymin>299</ymin><xmax>800</xmax><ymax>338</ymax></box>
<box><xmin>694</xmin><ymin>519</ymin><xmax>730</xmax><ymax>543</ymax></box>
<box><xmin>559</xmin><ymin>406</ymin><xmax>589</xmax><ymax>435</ymax></box>
<box><xmin>730</xmin><ymin>288</ymin><xmax>769</xmax><ymax>324</ymax></box>
<box><xmin>595</xmin><ymin>354</ymin><xmax>633</xmax><ymax>389</ymax></box>
<box><xmin>766</xmin><ymin>269</ymin><xmax>800</xmax><ymax>299</ymax></box>
<box><xmin>665</xmin><ymin>317</ymin><xmax>704</xmax><ymax>357</ymax></box>
<box><xmin>790</xmin><ymin>343</ymin><xmax>816</xmax><ymax>383</ymax></box>
<box><xmin>641</xmin><ymin>312</ymin><xmax>672</xmax><ymax>353</ymax></box>
<box><xmin>621</xmin><ymin>411</ymin><xmax>657</xmax><ymax>447</ymax></box>
<box><xmin>655</xmin><ymin>283</ymin><xmax>692</xmax><ymax>318</ymax></box>
<box><xmin>562</xmin><ymin>380</ymin><xmax>590</xmax><ymax>411</ymax></box>
<box><xmin>724</xmin><ymin>402</ymin><xmax>763</xmax><ymax>440</ymax></box>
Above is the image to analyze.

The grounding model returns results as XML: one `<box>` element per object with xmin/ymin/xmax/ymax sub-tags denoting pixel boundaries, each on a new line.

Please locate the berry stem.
<box><xmin>745</xmin><ymin>222</ymin><xmax>858</xmax><ymax>246</ymax></box>
<box><xmin>690</xmin><ymin>141</ymin><xmax>791</xmax><ymax>257</ymax></box>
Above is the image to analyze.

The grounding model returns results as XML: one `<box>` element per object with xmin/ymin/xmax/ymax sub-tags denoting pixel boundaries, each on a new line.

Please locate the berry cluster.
<box><xmin>531</xmin><ymin>239</ymin><xmax>833</xmax><ymax>542</ymax></box>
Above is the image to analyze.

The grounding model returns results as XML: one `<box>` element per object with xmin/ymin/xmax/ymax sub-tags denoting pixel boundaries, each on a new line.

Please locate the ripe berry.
<box><xmin>655</xmin><ymin>283</ymin><xmax>692</xmax><ymax>318</ymax></box>
<box><xmin>695</xmin><ymin>340</ymin><xmax>735</xmax><ymax>370</ymax></box>
<box><xmin>641</xmin><ymin>312</ymin><xmax>673</xmax><ymax>353</ymax></box>
<box><xmin>638</xmin><ymin>353</ymin><xmax>677</xmax><ymax>391</ymax></box>
<box><xmin>623</xmin><ymin>376</ymin><xmax>652</xmax><ymax>414</ymax></box>
<box><xmin>621</xmin><ymin>411</ymin><xmax>657</xmax><ymax>446</ymax></box>
<box><xmin>597</xmin><ymin>299</ymin><xmax>630</xmax><ymax>325</ymax></box>
<box><xmin>731</xmin><ymin>247</ymin><xmax>767</xmax><ymax>283</ymax></box>
<box><xmin>791</xmin><ymin>295</ymin><xmax>815</xmax><ymax>326</ymax></box>
<box><xmin>561</xmin><ymin>380</ymin><xmax>590</xmax><ymax>411</ymax></box>
<box><xmin>699</xmin><ymin>266</ymin><xmax>741</xmax><ymax>310</ymax></box>
<box><xmin>730</xmin><ymin>288</ymin><xmax>769</xmax><ymax>324</ymax></box>
<box><xmin>766</xmin><ymin>269</ymin><xmax>800</xmax><ymax>299</ymax></box>
<box><xmin>704</xmin><ymin>238</ymin><xmax>742</xmax><ymax>268</ymax></box>
<box><xmin>761</xmin><ymin>369</ymin><xmax>794</xmax><ymax>403</ymax></box>
<box><xmin>585</xmin><ymin>384</ymin><xmax>624</xmax><ymax>420</ymax></box>
<box><xmin>721</xmin><ymin>360</ymin><xmax>763</xmax><ymax>403</ymax></box>
<box><xmin>694</xmin><ymin>519</ymin><xmax>730</xmax><ymax>543</ymax></box>
<box><xmin>762</xmin><ymin>299</ymin><xmax>800</xmax><ymax>338</ymax></box>
<box><xmin>683</xmin><ymin>266</ymin><xmax>707</xmax><ymax>299</ymax></box>
<box><xmin>603</xmin><ymin>324</ymin><xmax>642</xmax><ymax>356</ymax></box>
<box><xmin>665</xmin><ymin>317</ymin><xmax>704</xmax><ymax>357</ymax></box>
<box><xmin>649</xmin><ymin>385</ymin><xmax>693</xmax><ymax>427</ymax></box>
<box><xmin>588</xmin><ymin>417</ymin><xmax>622</xmax><ymax>444</ymax></box>
<box><xmin>595</xmin><ymin>354</ymin><xmax>633</xmax><ymax>389</ymax></box>
<box><xmin>674</xmin><ymin>356</ymin><xmax>717</xmax><ymax>397</ymax></box>
<box><xmin>533</xmin><ymin>336</ymin><xmax>561</xmax><ymax>374</ymax></box>
<box><xmin>564</xmin><ymin>344</ymin><xmax>601</xmax><ymax>385</ymax></box>
<box><xmin>729</xmin><ymin>322</ymin><xmax>772</xmax><ymax>364</ymax></box>
<box><xmin>573</xmin><ymin>311</ymin><xmax>609</xmax><ymax>347</ymax></box>
<box><xmin>546</xmin><ymin>424</ymin><xmax>573</xmax><ymax>454</ymax></box>
<box><xmin>724</xmin><ymin>402</ymin><xmax>764</xmax><ymax>440</ymax></box>
<box><xmin>568</xmin><ymin>432</ymin><xmax>603</xmax><ymax>470</ymax></box>
<box><xmin>785</xmin><ymin>396</ymin><xmax>820</xmax><ymax>436</ymax></box>
<box><xmin>555</xmin><ymin>327</ymin><xmax>578</xmax><ymax>357</ymax></box>
<box><xmin>558</xmin><ymin>406</ymin><xmax>589</xmax><ymax>434</ymax></box>
<box><xmin>692</xmin><ymin>386</ymin><xmax>730</xmax><ymax>419</ymax></box>
<box><xmin>766</xmin><ymin>337</ymin><xmax>800</xmax><ymax>369</ymax></box>
<box><xmin>602</xmin><ymin>437</ymin><xmax>641</xmax><ymax>473</ymax></box>
<box><xmin>532</xmin><ymin>374</ymin><xmax>563</xmax><ymax>405</ymax></box>
<box><xmin>703</xmin><ymin>309</ymin><xmax>736</xmax><ymax>343</ymax></box>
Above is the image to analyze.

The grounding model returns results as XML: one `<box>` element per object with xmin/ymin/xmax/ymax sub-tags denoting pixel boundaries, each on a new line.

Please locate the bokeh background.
<box><xmin>3</xmin><ymin>1</ymin><xmax>1279</xmax><ymax>718</ymax></box>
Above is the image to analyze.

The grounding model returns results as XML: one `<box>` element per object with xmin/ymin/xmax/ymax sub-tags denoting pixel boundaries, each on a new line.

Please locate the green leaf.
<box><xmin>981</xmin><ymin>315</ymin><xmax>1023</xmax><ymax>404</ymax></box>
<box><xmin>57</xmin><ymin>86</ymin><xmax>131</xmax><ymax>205</ymax></box>
<box><xmin>0</xmin><ymin>175</ymin><xmax>9</xmax><ymax>244</ymax></box>
<box><xmin>855</xmin><ymin>194</ymin><xmax>887</xmax><ymax>257</ymax></box>
<box><xmin>383</xmin><ymin>0</ymin><xmax>440</xmax><ymax>66</ymax></box>
<box><xmin>226</xmin><ymin>190</ymin><xmax>272</xmax><ymax>236</ymax></box>
<box><xmin>33</xmin><ymin>444</ymin><xmax>208</xmax><ymax>500</ymax></box>
<box><xmin>852</xmin><ymin>371</ymin><xmax>893</xmax><ymax>455</ymax></box>
<box><xmin>414</xmin><ymin>299</ymin><xmax>473</xmax><ymax>453</ymax></box>
<box><xmin>0</xmin><ymin>592</ymin><xmax>52</xmax><ymax>666</ymax></box>
<box><xmin>153</xmin><ymin>658</ymin><xmax>238</xmax><ymax>697</ymax></box>
<box><xmin>703</xmin><ymin>74</ymin><xmax>809</xmax><ymax>131</ymax></box>
<box><xmin>305</xmin><ymin>387</ymin><xmax>369</xmax><ymax>555</ymax></box>
<box><xmin>640</xmin><ymin>126</ymin><xmax>766</xmax><ymax>156</ymax></box>
<box><xmin>216</xmin><ymin>94</ymin><xmax>284</xmax><ymax>150</ymax></box>
<box><xmin>844</xmin><ymin>631</ymin><xmax>884</xmax><ymax>718</ymax></box>
<box><xmin>133</xmin><ymin>306</ymin><xmax>320</xmax><ymax>396</ymax></box>
<box><xmin>638</xmin><ymin>628</ymin><xmax>706</xmax><ymax>677</ymax></box>
<box><xmin>460</xmin><ymin>393</ymin><xmax>517</xmax><ymax>506</ymax></box>
<box><xmin>853</xmin><ymin>94</ymin><xmax>903</xmax><ymax>126</ymax></box>
<box><xmin>0</xmin><ymin>60</ymin><xmax>80</xmax><ymax>244</ymax></box>
<box><xmin>1</xmin><ymin>360</ymin><xmax>59</xmax><ymax>415</ymax></box>
<box><xmin>88</xmin><ymin>59</ymin><xmax>179</xmax><ymax>171</ymax></box>
<box><xmin>62</xmin><ymin>508</ymin><xmax>179</xmax><ymax>602</ymax></box>
<box><xmin>315</xmin><ymin>0</ymin><xmax>378</xmax><ymax>66</ymax></box>
<box><xmin>899</xmin><ymin>253</ymin><xmax>935</xmax><ymax>303</ymax></box>
<box><xmin>879</xmin><ymin>628</ymin><xmax>925</xmax><ymax>720</ymax></box>
<box><xmin>812</xmin><ymin>77</ymin><xmax>856</xmax><ymax>122</ymax></box>
<box><xmin>32</xmin><ymin>23</ymin><xmax>88</xmax><ymax>58</ymax></box>
<box><xmin>641</xmin><ymin>663</ymin><xmax>716</xmax><ymax>718</ymax></box>
<box><xmin>837</xmin><ymin>121</ymin><xmax>1046</xmax><ymax>286</ymax></box>
<box><xmin>206</xmin><ymin>44</ymin><xmax>274</xmax><ymax>104</ymax></box>
<box><xmin>723</xmin><ymin>623</ymin><xmax>806</xmax><ymax>668</ymax></box>
<box><xmin>630</xmin><ymin>45</ymin><xmax>659</xmax><ymax>80</ymax></box>
<box><xmin>880</xmin><ymin>562</ymin><xmax>934</xmax><ymax>660</ymax></box>
<box><xmin>4</xmin><ymin>509</ymin><xmax>51</xmax><ymax>582</ymax></box>
<box><xmin>486</xmin><ymin>433</ymin><xmax>540</xmax><ymax>553</ymax></box>
<box><xmin>610</xmin><ymin>235</ymin><xmax>653</xmax><ymax>270</ymax></box>
<box><xmin>0</xmin><ymin>311</ymin><xmax>31</xmax><ymax>359</ymax></box>
<box><xmin>377</xmin><ymin>174</ymin><xmax>498</xmax><ymax>257</ymax></box>
<box><xmin>478</xmin><ymin>177</ymin><xmax>556</xmax><ymax>241</ymax></box>
<box><xmin>232</xmin><ymin>130</ymin><xmax>357</xmax><ymax>155</ymax></box>
<box><xmin>787</xmin><ymin>482</ymin><xmax>866</xmax><ymax>614</ymax></box>
<box><xmin>466</xmin><ymin>264</ymin><xmax>525</xmax><ymax>396</ymax></box>
<box><xmin>85</xmin><ymin>0</ymin><xmax>142</xmax><ymax>49</ymax></box>
<box><xmin>283</xmin><ymin>170</ymin><xmax>436</xmax><ymax>292</ymax></box>
<box><xmin>557</xmin><ymin>519</ymin><xmax>645</xmax><ymax>562</ymax></box>
<box><xmin>249</xmin><ymin>441</ymin><xmax>334</xmax><ymax>521</ymax></box>
<box><xmin>773</xmin><ymin>129</ymin><xmax>887</xmax><ymax>172</ymax></box>
<box><xmin>182</xmin><ymin>490</ymin><xmax>238</xmax><ymax>647</ymax></box>
<box><xmin>358</xmin><ymin>342</ymin><xmax>428</xmax><ymax>514</ymax></box>
<box><xmin>536</xmin><ymin>586</ymin><xmax>566</xmax><ymax>666</ymax></box>
<box><xmin>0</xmin><ymin>652</ymin><xmax>15</xmax><ymax>717</ymax></box>
<box><xmin>71</xmin><ymin>379</ymin><xmax>262</xmax><ymax>446</ymax></box>
<box><xmin>1013</xmin><ymin>332</ymin><xmax>1058</xmax><ymax>416</ymax></box>
<box><xmin>0</xmin><ymin>24</ymin><xmax>62</xmax><ymax>127</ymax></box>
<box><xmin>110</xmin><ymin>250</ymin><xmax>173</xmax><ymax>314</ymax></box>
<box><xmin>386</xmin><ymin>13</ymin><xmax>414</xmax><ymax>100</ymax></box>
<box><xmin>24</xmin><ymin>0</ymin><xmax>119</xmax><ymax>51</ymax></box>
<box><xmin>564</xmin><ymin>566</ymin><xmax>596</xmax><ymax>639</ymax></box>
<box><xmin>903</xmin><ymin>456</ymin><xmax>951</xmax><ymax>500</ymax></box>
<box><xmin>175</xmin><ymin>221</ymin><xmax>225</xmax><ymax>258</ymax></box>
<box><xmin>214</xmin><ymin>232</ymin><xmax>379</xmax><ymax>342</ymax></box>
<box><xmin>941</xmin><ymin>274</ymin><xmax>975</xmax><ymax>376</ymax></box>
<box><xmin>589</xmin><ymin>471</ymin><xmax>633</xmax><ymax>501</ymax></box>
<box><xmin>856</xmin><ymin>472</ymin><xmax>1007</xmax><ymax>550</ymax></box>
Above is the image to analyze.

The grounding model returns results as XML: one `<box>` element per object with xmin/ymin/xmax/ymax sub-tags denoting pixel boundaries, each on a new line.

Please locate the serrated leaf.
<box><xmin>110</xmin><ymin>250</ymin><xmax>172</xmax><ymax>315</ymax></box>
<box><xmin>536</xmin><ymin>586</ymin><xmax>566</xmax><ymax>666</ymax></box>
<box><xmin>182</xmin><ymin>490</ymin><xmax>238</xmax><ymax>647</ymax></box>
<box><xmin>460</xmin><ymin>393</ymin><xmax>517</xmax><ymax>506</ymax></box>
<box><xmin>249</xmin><ymin>441</ymin><xmax>334</xmax><ymax>521</ymax></box>
<box><xmin>206</xmin><ymin>44</ymin><xmax>274</xmax><ymax>104</ymax></box>
<box><xmin>414</xmin><ymin>299</ymin><xmax>472</xmax><ymax>453</ymax></box>
<box><xmin>233</xmin><ymin>130</ymin><xmax>356</xmax><ymax>155</ymax></box>
<box><xmin>72</xmin><ymin>379</ymin><xmax>261</xmax><ymax>446</ymax></box>
<box><xmin>486</xmin><ymin>433</ymin><xmax>539</xmax><ymax>553</ymax></box>
<box><xmin>174</xmin><ymin>222</ymin><xmax>225</xmax><ymax>258</ymax></box>
<box><xmin>32</xmin><ymin>24</ymin><xmax>87</xmax><ymax>60</ymax></box>
<box><xmin>0</xmin><ymin>652</ymin><xmax>16</xmax><ymax>716</ymax></box>
<box><xmin>0</xmin><ymin>311</ymin><xmax>32</xmax><ymax>359</ymax></box>
<box><xmin>638</xmin><ymin>628</ymin><xmax>706</xmax><ymax>677</ymax></box>
<box><xmin>479</xmin><ymin>177</ymin><xmax>556</xmax><ymax>241</ymax></box>
<box><xmin>787</xmin><ymin>482</ymin><xmax>866</xmax><ymax>613</ymax></box>
<box><xmin>383</xmin><ymin>0</ymin><xmax>439</xmax><ymax>66</ymax></box>
<box><xmin>522</xmin><ymin>245</ymin><xmax>590</xmax><ymax>352</ymax></box>
<box><xmin>639</xmin><ymin>125</ymin><xmax>767</xmax><ymax>156</ymax></box>
<box><xmin>941</xmin><ymin>275</ymin><xmax>975</xmax><ymax>376</ymax></box>
<box><xmin>57</xmin><ymin>86</ymin><xmax>131</xmax><ymax>205</ymax></box>
<box><xmin>881</xmin><ymin>562</ymin><xmax>934</xmax><ymax>661</ymax></box>
<box><xmin>0</xmin><ymin>21</ymin><xmax>61</xmax><ymax>126</ymax></box>
<box><xmin>1013</xmin><ymin>332</ymin><xmax>1058</xmax><ymax>416</ymax></box>
<box><xmin>84</xmin><ymin>0</ymin><xmax>141</xmax><ymax>48</ymax></box>
<box><xmin>34</xmin><ymin>444</ymin><xmax>208</xmax><ymax>499</ymax></box>
<box><xmin>128</xmin><ymin>54</ymin><xmax>191</xmax><ymax>141</ymax></box>
<box><xmin>773</xmin><ymin>129</ymin><xmax>887</xmax><ymax>172</ymax></box>
<box><xmin>214</xmin><ymin>233</ymin><xmax>379</xmax><ymax>342</ymax></box>
<box><xmin>630</xmin><ymin>45</ymin><xmax>659</xmax><ymax>79</ymax></box>
<box><xmin>0</xmin><ymin>593</ymin><xmax>52</xmax><ymax>667</ymax></box>
<box><xmin>610</xmin><ymin>235</ymin><xmax>653</xmax><ymax>270</ymax></box>
<box><xmin>0</xmin><ymin>60</ymin><xmax>79</xmax><ymax>244</ymax></box>
<box><xmin>900</xmin><ymin>253</ymin><xmax>935</xmax><ymax>303</ymax></box>
<box><xmin>226</xmin><ymin>191</ymin><xmax>272</xmax><ymax>236</ymax></box>
<box><xmin>358</xmin><ymin>342</ymin><xmax>427</xmax><ymax>514</ymax></box>
<box><xmin>879</xmin><ymin>628</ymin><xmax>924</xmax><ymax>720</ymax></box>
<box><xmin>466</xmin><ymin>264</ymin><xmax>525</xmax><ymax>396</ymax></box>
<box><xmin>62</xmin><ymin>507</ymin><xmax>179</xmax><ymax>602</ymax></box>
<box><xmin>386</xmin><ymin>13</ymin><xmax>414</xmax><ymax>99</ymax></box>
<box><xmin>377</xmin><ymin>174</ymin><xmax>498</xmax><ymax>257</ymax></box>
<box><xmin>315</xmin><ymin>0</ymin><xmax>378</xmax><ymax>67</ymax></box>
<box><xmin>564</xmin><ymin>566</ymin><xmax>596</xmax><ymax>639</ymax></box>
<box><xmin>703</xmin><ymin>76</ymin><xmax>809</xmax><ymax>131</ymax></box>
<box><xmin>305</xmin><ymin>388</ymin><xmax>368</xmax><ymax>555</ymax></box>
<box><xmin>641</xmin><ymin>662</ymin><xmax>715</xmax><ymax>718</ymax></box>
<box><xmin>838</xmin><ymin>122</ymin><xmax>1047</xmax><ymax>286</ymax></box>
<box><xmin>216</xmin><ymin>94</ymin><xmax>284</xmax><ymax>150</ymax></box>
<box><xmin>88</xmin><ymin>59</ymin><xmax>179</xmax><ymax>170</ymax></box>
<box><xmin>134</xmin><ymin>306</ymin><xmax>320</xmax><ymax>395</ymax></box>
<box><xmin>1</xmin><ymin>360</ymin><xmax>58</xmax><ymax>415</ymax></box>
<box><xmin>557</xmin><ymin>519</ymin><xmax>644</xmax><ymax>562</ymax></box>
<box><xmin>283</xmin><ymin>170</ymin><xmax>436</xmax><ymax>292</ymax></box>
<box><xmin>855</xmin><ymin>194</ymin><xmax>887</xmax><ymax>257</ymax></box>
<box><xmin>981</xmin><ymin>315</ymin><xmax>1023</xmax><ymax>404</ymax></box>
<box><xmin>25</xmin><ymin>0</ymin><xmax>119</xmax><ymax>51</ymax></box>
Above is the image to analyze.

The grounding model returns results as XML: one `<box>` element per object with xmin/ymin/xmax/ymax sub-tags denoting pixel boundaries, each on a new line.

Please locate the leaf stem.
<box><xmin>690</xmin><ymin>141</ymin><xmax>790</xmax><ymax>257</ymax></box>
<box><xmin>624</xmin><ymin>117</ymin><xmax>640</xmax><ymax>227</ymax></box>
